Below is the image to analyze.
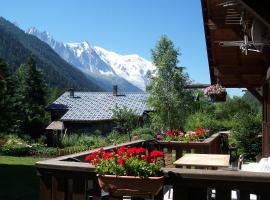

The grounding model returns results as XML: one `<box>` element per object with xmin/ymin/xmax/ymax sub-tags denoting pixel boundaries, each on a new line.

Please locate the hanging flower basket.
<box><xmin>209</xmin><ymin>91</ymin><xmax>227</xmax><ymax>102</ymax></box>
<box><xmin>203</xmin><ymin>84</ymin><xmax>227</xmax><ymax>102</ymax></box>
<box><xmin>97</xmin><ymin>174</ymin><xmax>164</xmax><ymax>198</ymax></box>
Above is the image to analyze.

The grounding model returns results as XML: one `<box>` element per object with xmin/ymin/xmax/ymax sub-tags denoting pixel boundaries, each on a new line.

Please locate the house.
<box><xmin>46</xmin><ymin>86</ymin><xmax>151</xmax><ymax>135</ymax></box>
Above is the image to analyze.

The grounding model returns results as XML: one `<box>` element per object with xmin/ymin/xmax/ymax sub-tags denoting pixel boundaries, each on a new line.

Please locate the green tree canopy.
<box><xmin>15</xmin><ymin>56</ymin><xmax>47</xmax><ymax>137</ymax></box>
<box><xmin>147</xmin><ymin>36</ymin><xmax>194</xmax><ymax>130</ymax></box>
<box><xmin>111</xmin><ymin>106</ymin><xmax>139</xmax><ymax>141</ymax></box>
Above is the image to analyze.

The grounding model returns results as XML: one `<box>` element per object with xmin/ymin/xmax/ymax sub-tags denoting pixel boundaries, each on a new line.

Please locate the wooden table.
<box><xmin>173</xmin><ymin>153</ymin><xmax>230</xmax><ymax>169</ymax></box>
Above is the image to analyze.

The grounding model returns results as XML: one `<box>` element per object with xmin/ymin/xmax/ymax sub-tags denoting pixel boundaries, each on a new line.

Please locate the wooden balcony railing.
<box><xmin>163</xmin><ymin>168</ymin><xmax>270</xmax><ymax>200</ymax></box>
<box><xmin>36</xmin><ymin>132</ymin><xmax>270</xmax><ymax>200</ymax></box>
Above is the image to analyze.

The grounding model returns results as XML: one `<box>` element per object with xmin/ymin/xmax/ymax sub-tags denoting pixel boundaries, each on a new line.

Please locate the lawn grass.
<box><xmin>0</xmin><ymin>156</ymin><xmax>46</xmax><ymax>200</ymax></box>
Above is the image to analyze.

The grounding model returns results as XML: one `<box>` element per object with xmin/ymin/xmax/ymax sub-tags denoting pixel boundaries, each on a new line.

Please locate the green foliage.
<box><xmin>124</xmin><ymin>157</ymin><xmax>160</xmax><ymax>177</ymax></box>
<box><xmin>131</xmin><ymin>127</ymin><xmax>155</xmax><ymax>140</ymax></box>
<box><xmin>0</xmin><ymin>17</ymin><xmax>102</xmax><ymax>91</ymax></box>
<box><xmin>147</xmin><ymin>36</ymin><xmax>194</xmax><ymax>130</ymax></box>
<box><xmin>15</xmin><ymin>57</ymin><xmax>48</xmax><ymax>137</ymax></box>
<box><xmin>214</xmin><ymin>96</ymin><xmax>253</xmax><ymax>120</ymax></box>
<box><xmin>30</xmin><ymin>146</ymin><xmax>58</xmax><ymax>157</ymax></box>
<box><xmin>107</xmin><ymin>130</ymin><xmax>129</xmax><ymax>145</ymax></box>
<box><xmin>58</xmin><ymin>134</ymin><xmax>109</xmax><ymax>149</ymax></box>
<box><xmin>242</xmin><ymin>91</ymin><xmax>261</xmax><ymax>112</ymax></box>
<box><xmin>1</xmin><ymin>135</ymin><xmax>31</xmax><ymax>156</ymax></box>
<box><xmin>184</xmin><ymin>112</ymin><xmax>223</xmax><ymax>133</ymax></box>
<box><xmin>0</xmin><ymin>59</ymin><xmax>17</xmax><ymax>133</ymax></box>
<box><xmin>231</xmin><ymin>112</ymin><xmax>262</xmax><ymax>161</ymax></box>
<box><xmin>111</xmin><ymin>106</ymin><xmax>139</xmax><ymax>140</ymax></box>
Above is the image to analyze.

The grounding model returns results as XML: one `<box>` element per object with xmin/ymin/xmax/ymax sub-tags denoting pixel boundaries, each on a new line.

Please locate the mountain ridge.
<box><xmin>27</xmin><ymin>27</ymin><xmax>156</xmax><ymax>91</ymax></box>
<box><xmin>0</xmin><ymin>17</ymin><xmax>103</xmax><ymax>91</ymax></box>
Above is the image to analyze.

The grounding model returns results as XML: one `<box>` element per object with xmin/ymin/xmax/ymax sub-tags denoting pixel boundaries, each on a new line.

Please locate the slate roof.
<box><xmin>47</xmin><ymin>92</ymin><xmax>151</xmax><ymax>121</ymax></box>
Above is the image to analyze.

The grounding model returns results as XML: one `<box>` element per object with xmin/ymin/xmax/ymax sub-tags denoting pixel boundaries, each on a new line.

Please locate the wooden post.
<box><xmin>40</xmin><ymin>174</ymin><xmax>52</xmax><ymax>200</ymax></box>
<box><xmin>262</xmin><ymin>81</ymin><xmax>270</xmax><ymax>157</ymax></box>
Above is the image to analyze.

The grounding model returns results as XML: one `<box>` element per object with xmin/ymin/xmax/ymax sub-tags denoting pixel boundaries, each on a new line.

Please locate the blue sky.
<box><xmin>2</xmin><ymin>0</ymin><xmax>242</xmax><ymax>95</ymax></box>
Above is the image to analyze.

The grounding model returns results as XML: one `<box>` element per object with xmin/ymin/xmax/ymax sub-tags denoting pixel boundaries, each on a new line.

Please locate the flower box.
<box><xmin>85</xmin><ymin>146</ymin><xmax>165</xmax><ymax>198</ymax></box>
<box><xmin>97</xmin><ymin>174</ymin><xmax>164</xmax><ymax>198</ymax></box>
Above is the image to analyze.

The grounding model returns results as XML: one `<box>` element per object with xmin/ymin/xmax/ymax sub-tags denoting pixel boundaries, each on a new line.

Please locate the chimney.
<box><xmin>112</xmin><ymin>85</ymin><xmax>118</xmax><ymax>96</ymax></box>
<box><xmin>69</xmin><ymin>88</ymin><xmax>74</xmax><ymax>98</ymax></box>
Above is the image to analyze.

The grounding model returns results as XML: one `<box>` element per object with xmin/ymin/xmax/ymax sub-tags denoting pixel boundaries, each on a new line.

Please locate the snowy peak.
<box><xmin>27</xmin><ymin>27</ymin><xmax>156</xmax><ymax>91</ymax></box>
<box><xmin>94</xmin><ymin>46</ymin><xmax>156</xmax><ymax>90</ymax></box>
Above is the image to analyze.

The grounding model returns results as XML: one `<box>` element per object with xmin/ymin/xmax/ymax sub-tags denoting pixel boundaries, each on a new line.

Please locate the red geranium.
<box><xmin>150</xmin><ymin>150</ymin><xmax>164</xmax><ymax>158</ymax></box>
<box><xmin>196</xmin><ymin>127</ymin><xmax>204</xmax><ymax>136</ymax></box>
<box><xmin>85</xmin><ymin>146</ymin><xmax>164</xmax><ymax>177</ymax></box>
<box><xmin>117</xmin><ymin>146</ymin><xmax>126</xmax><ymax>156</ymax></box>
<box><xmin>136</xmin><ymin>147</ymin><xmax>146</xmax><ymax>155</ymax></box>
<box><xmin>103</xmin><ymin>152</ymin><xmax>115</xmax><ymax>160</ymax></box>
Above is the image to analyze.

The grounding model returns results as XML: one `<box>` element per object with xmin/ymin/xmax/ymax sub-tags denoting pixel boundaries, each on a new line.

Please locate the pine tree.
<box><xmin>16</xmin><ymin>56</ymin><xmax>47</xmax><ymax>137</ymax></box>
<box><xmin>147</xmin><ymin>36</ymin><xmax>194</xmax><ymax>130</ymax></box>
<box><xmin>0</xmin><ymin>59</ymin><xmax>10</xmax><ymax>131</ymax></box>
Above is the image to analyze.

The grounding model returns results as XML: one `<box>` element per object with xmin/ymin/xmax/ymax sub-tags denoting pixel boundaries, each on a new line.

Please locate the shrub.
<box><xmin>30</xmin><ymin>146</ymin><xmax>58</xmax><ymax>157</ymax></box>
<box><xmin>1</xmin><ymin>135</ymin><xmax>31</xmax><ymax>156</ymax></box>
<box><xmin>131</xmin><ymin>127</ymin><xmax>155</xmax><ymax>140</ymax></box>
<box><xmin>107</xmin><ymin>131</ymin><xmax>129</xmax><ymax>145</ymax></box>
<box><xmin>184</xmin><ymin>112</ymin><xmax>223</xmax><ymax>133</ymax></box>
<box><xmin>231</xmin><ymin>112</ymin><xmax>262</xmax><ymax>161</ymax></box>
<box><xmin>58</xmin><ymin>134</ymin><xmax>80</xmax><ymax>148</ymax></box>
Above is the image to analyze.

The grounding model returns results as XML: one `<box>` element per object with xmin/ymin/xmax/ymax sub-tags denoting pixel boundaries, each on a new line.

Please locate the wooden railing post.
<box><xmin>39</xmin><ymin>173</ymin><xmax>52</xmax><ymax>200</ymax></box>
<box><xmin>215</xmin><ymin>188</ymin><xmax>231</xmax><ymax>200</ymax></box>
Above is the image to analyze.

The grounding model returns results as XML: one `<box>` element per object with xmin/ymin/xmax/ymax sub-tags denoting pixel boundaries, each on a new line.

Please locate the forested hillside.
<box><xmin>0</xmin><ymin>17</ymin><xmax>102</xmax><ymax>91</ymax></box>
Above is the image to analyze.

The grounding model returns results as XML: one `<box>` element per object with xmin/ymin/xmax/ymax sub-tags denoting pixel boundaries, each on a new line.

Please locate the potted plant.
<box><xmin>161</xmin><ymin>128</ymin><xmax>209</xmax><ymax>142</ymax></box>
<box><xmin>203</xmin><ymin>84</ymin><xmax>227</xmax><ymax>102</ymax></box>
<box><xmin>85</xmin><ymin>147</ymin><xmax>164</xmax><ymax>198</ymax></box>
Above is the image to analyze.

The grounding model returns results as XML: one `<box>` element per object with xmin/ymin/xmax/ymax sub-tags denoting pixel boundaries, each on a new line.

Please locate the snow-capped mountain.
<box><xmin>26</xmin><ymin>27</ymin><xmax>156</xmax><ymax>91</ymax></box>
<box><xmin>94</xmin><ymin>46</ymin><xmax>155</xmax><ymax>91</ymax></box>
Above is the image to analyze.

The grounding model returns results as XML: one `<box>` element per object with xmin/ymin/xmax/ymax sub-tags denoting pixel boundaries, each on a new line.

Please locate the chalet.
<box><xmin>46</xmin><ymin>86</ymin><xmax>151</xmax><ymax>135</ymax></box>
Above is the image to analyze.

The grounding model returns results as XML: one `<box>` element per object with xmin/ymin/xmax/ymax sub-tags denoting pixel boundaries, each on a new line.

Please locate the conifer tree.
<box><xmin>147</xmin><ymin>36</ymin><xmax>194</xmax><ymax>130</ymax></box>
<box><xmin>0</xmin><ymin>59</ymin><xmax>10</xmax><ymax>131</ymax></box>
<box><xmin>16</xmin><ymin>56</ymin><xmax>47</xmax><ymax>137</ymax></box>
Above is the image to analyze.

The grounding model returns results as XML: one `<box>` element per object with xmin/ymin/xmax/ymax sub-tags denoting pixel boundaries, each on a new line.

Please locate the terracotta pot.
<box><xmin>97</xmin><ymin>174</ymin><xmax>164</xmax><ymax>198</ymax></box>
<box><xmin>210</xmin><ymin>91</ymin><xmax>227</xmax><ymax>102</ymax></box>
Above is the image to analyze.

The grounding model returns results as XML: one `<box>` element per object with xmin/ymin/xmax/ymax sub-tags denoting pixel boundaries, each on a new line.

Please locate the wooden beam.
<box><xmin>237</xmin><ymin>0</ymin><xmax>270</xmax><ymax>29</ymax></box>
<box><xmin>216</xmin><ymin>65</ymin><xmax>266</xmax><ymax>75</ymax></box>
<box><xmin>234</xmin><ymin>75</ymin><xmax>263</xmax><ymax>103</ymax></box>
<box><xmin>185</xmin><ymin>84</ymin><xmax>210</xmax><ymax>89</ymax></box>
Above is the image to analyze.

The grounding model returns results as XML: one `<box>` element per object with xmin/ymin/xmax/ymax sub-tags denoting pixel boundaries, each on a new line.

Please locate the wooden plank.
<box><xmin>40</xmin><ymin>175</ymin><xmax>52</xmax><ymax>200</ymax></box>
<box><xmin>52</xmin><ymin>176</ymin><xmax>65</xmax><ymax>200</ymax></box>
<box><xmin>72</xmin><ymin>178</ymin><xmax>86</xmax><ymax>200</ymax></box>
<box><xmin>173</xmin><ymin>154</ymin><xmax>230</xmax><ymax>168</ymax></box>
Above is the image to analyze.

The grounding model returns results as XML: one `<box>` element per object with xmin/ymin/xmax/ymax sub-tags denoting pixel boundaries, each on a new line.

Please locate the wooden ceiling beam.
<box><xmin>237</xmin><ymin>0</ymin><xmax>270</xmax><ymax>29</ymax></box>
<box><xmin>215</xmin><ymin>65</ymin><xmax>266</xmax><ymax>75</ymax></box>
